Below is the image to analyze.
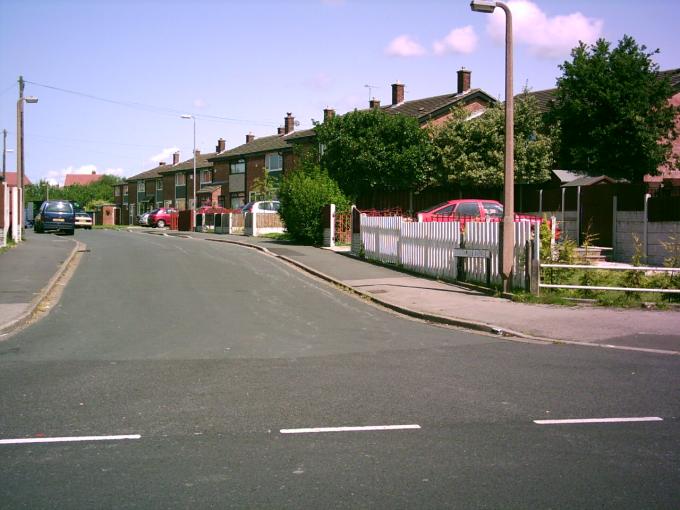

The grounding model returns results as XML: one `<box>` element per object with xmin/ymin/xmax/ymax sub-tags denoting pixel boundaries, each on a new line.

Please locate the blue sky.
<box><xmin>1</xmin><ymin>0</ymin><xmax>678</xmax><ymax>185</ymax></box>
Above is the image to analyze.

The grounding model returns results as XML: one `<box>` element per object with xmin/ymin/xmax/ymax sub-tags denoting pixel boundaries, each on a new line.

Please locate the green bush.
<box><xmin>278</xmin><ymin>165</ymin><xmax>350</xmax><ymax>245</ymax></box>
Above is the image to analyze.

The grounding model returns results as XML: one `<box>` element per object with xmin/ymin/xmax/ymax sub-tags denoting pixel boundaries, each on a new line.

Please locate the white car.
<box><xmin>74</xmin><ymin>212</ymin><xmax>93</xmax><ymax>229</ymax></box>
<box><xmin>240</xmin><ymin>201</ymin><xmax>281</xmax><ymax>214</ymax></box>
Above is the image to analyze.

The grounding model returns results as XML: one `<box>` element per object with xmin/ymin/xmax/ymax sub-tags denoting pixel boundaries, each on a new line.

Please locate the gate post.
<box><xmin>321</xmin><ymin>204</ymin><xmax>335</xmax><ymax>248</ymax></box>
<box><xmin>351</xmin><ymin>206</ymin><xmax>362</xmax><ymax>255</ymax></box>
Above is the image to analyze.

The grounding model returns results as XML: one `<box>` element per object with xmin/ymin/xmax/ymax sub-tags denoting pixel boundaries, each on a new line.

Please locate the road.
<box><xmin>1</xmin><ymin>230</ymin><xmax>678</xmax><ymax>509</ymax></box>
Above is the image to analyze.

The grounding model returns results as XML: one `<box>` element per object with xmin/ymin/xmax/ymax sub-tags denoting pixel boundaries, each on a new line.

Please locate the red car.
<box><xmin>148</xmin><ymin>207</ymin><xmax>177</xmax><ymax>228</ymax></box>
<box><xmin>417</xmin><ymin>199</ymin><xmax>542</xmax><ymax>225</ymax></box>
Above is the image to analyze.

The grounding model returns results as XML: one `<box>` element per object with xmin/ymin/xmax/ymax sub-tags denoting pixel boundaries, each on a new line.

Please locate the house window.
<box><xmin>123</xmin><ymin>185</ymin><xmax>128</xmax><ymax>204</ymax></box>
<box><xmin>156</xmin><ymin>179</ymin><xmax>163</xmax><ymax>190</ymax></box>
<box><xmin>230</xmin><ymin>192</ymin><xmax>246</xmax><ymax>209</ymax></box>
<box><xmin>218</xmin><ymin>195</ymin><xmax>225</xmax><ymax>208</ymax></box>
<box><xmin>114</xmin><ymin>187</ymin><xmax>121</xmax><ymax>197</ymax></box>
<box><xmin>137</xmin><ymin>181</ymin><xmax>146</xmax><ymax>202</ymax></box>
<box><xmin>175</xmin><ymin>173</ymin><xmax>186</xmax><ymax>186</ymax></box>
<box><xmin>265</xmin><ymin>153</ymin><xmax>283</xmax><ymax>173</ymax></box>
<box><xmin>230</xmin><ymin>159</ymin><xmax>245</xmax><ymax>174</ymax></box>
<box><xmin>200</xmin><ymin>169</ymin><xmax>212</xmax><ymax>185</ymax></box>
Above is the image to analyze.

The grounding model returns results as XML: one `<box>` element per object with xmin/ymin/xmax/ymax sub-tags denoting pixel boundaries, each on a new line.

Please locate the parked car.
<box><xmin>34</xmin><ymin>200</ymin><xmax>75</xmax><ymax>235</ymax></box>
<box><xmin>417</xmin><ymin>199</ymin><xmax>542</xmax><ymax>224</ymax></box>
<box><xmin>240</xmin><ymin>200</ymin><xmax>281</xmax><ymax>214</ymax></box>
<box><xmin>148</xmin><ymin>207</ymin><xmax>177</xmax><ymax>228</ymax></box>
<box><xmin>74</xmin><ymin>211</ymin><xmax>93</xmax><ymax>229</ymax></box>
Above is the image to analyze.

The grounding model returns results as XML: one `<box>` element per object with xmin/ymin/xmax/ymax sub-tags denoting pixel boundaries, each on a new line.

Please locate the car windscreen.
<box><xmin>420</xmin><ymin>201</ymin><xmax>451</xmax><ymax>213</ymax></box>
<box><xmin>45</xmin><ymin>202</ymin><xmax>73</xmax><ymax>213</ymax></box>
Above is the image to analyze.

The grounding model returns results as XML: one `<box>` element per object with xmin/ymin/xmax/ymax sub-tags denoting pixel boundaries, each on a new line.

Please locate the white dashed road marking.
<box><xmin>280</xmin><ymin>424</ymin><xmax>421</xmax><ymax>434</ymax></box>
<box><xmin>0</xmin><ymin>434</ymin><xmax>141</xmax><ymax>445</ymax></box>
<box><xmin>534</xmin><ymin>417</ymin><xmax>663</xmax><ymax>425</ymax></box>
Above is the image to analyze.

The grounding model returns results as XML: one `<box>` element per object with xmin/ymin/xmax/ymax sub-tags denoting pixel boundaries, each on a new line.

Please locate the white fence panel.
<box><xmin>361</xmin><ymin>216</ymin><xmax>401</xmax><ymax>264</ymax></box>
<box><xmin>464</xmin><ymin>221</ymin><xmax>500</xmax><ymax>285</ymax></box>
<box><xmin>400</xmin><ymin>221</ymin><xmax>461</xmax><ymax>278</ymax></box>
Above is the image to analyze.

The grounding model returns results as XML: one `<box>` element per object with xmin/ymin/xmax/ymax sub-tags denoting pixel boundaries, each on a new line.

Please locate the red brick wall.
<box><xmin>163</xmin><ymin>174</ymin><xmax>174</xmax><ymax>203</ymax></box>
<box><xmin>425</xmin><ymin>99</ymin><xmax>488</xmax><ymax>128</ymax></box>
<box><xmin>246</xmin><ymin>155</ymin><xmax>266</xmax><ymax>197</ymax></box>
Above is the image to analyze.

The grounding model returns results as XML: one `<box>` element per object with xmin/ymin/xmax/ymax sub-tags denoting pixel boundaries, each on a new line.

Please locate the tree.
<box><xmin>24</xmin><ymin>174</ymin><xmax>123</xmax><ymax>209</ymax></box>
<box><xmin>278</xmin><ymin>155</ymin><xmax>350</xmax><ymax>245</ymax></box>
<box><xmin>430</xmin><ymin>93</ymin><xmax>556</xmax><ymax>188</ymax></box>
<box><xmin>548</xmin><ymin>35</ymin><xmax>678</xmax><ymax>182</ymax></box>
<box><xmin>315</xmin><ymin>109</ymin><xmax>434</xmax><ymax>200</ymax></box>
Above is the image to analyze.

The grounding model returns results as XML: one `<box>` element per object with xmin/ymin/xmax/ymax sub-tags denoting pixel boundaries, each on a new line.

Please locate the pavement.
<box><xmin>0</xmin><ymin>230</ymin><xmax>80</xmax><ymax>337</ymax></box>
<box><xmin>2</xmin><ymin>227</ymin><xmax>679</xmax><ymax>354</ymax></box>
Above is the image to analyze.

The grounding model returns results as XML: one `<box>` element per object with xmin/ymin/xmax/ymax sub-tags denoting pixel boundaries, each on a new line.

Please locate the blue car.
<box><xmin>34</xmin><ymin>200</ymin><xmax>75</xmax><ymax>235</ymax></box>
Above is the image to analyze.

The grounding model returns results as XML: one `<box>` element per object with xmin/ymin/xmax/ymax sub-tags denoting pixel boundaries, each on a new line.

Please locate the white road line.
<box><xmin>280</xmin><ymin>424</ymin><xmax>421</xmax><ymax>434</ymax></box>
<box><xmin>534</xmin><ymin>417</ymin><xmax>663</xmax><ymax>425</ymax></box>
<box><xmin>0</xmin><ymin>434</ymin><xmax>141</xmax><ymax>445</ymax></box>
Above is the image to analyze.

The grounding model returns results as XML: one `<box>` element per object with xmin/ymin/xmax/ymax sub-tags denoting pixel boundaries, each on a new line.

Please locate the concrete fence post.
<box><xmin>350</xmin><ymin>206</ymin><xmax>362</xmax><ymax>255</ymax></box>
<box><xmin>612</xmin><ymin>196</ymin><xmax>618</xmax><ymax>259</ymax></box>
<box><xmin>643</xmin><ymin>193</ymin><xmax>651</xmax><ymax>261</ymax></box>
<box><xmin>576</xmin><ymin>185</ymin><xmax>581</xmax><ymax>246</ymax></box>
<box><xmin>321</xmin><ymin>204</ymin><xmax>335</xmax><ymax>248</ymax></box>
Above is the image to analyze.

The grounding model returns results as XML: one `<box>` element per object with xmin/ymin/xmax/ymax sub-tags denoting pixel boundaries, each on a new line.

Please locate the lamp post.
<box><xmin>470</xmin><ymin>0</ymin><xmax>514</xmax><ymax>293</ymax></box>
<box><xmin>181</xmin><ymin>114</ymin><xmax>197</xmax><ymax>230</ymax></box>
<box><xmin>16</xmin><ymin>76</ymin><xmax>38</xmax><ymax>243</ymax></box>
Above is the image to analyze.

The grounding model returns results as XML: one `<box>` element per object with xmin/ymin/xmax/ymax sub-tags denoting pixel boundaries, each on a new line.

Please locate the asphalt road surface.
<box><xmin>1</xmin><ymin>230</ymin><xmax>678</xmax><ymax>509</ymax></box>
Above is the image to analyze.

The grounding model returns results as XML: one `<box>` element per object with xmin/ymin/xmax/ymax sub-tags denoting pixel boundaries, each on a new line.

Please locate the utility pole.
<box><xmin>16</xmin><ymin>76</ymin><xmax>24</xmax><ymax>241</ymax></box>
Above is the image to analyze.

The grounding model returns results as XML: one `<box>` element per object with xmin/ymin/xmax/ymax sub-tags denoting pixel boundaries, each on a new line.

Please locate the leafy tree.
<box><xmin>430</xmin><ymin>93</ymin><xmax>555</xmax><ymax>187</ymax></box>
<box><xmin>548</xmin><ymin>35</ymin><xmax>678</xmax><ymax>182</ymax></box>
<box><xmin>24</xmin><ymin>174</ymin><xmax>123</xmax><ymax>209</ymax></box>
<box><xmin>315</xmin><ymin>109</ymin><xmax>434</xmax><ymax>200</ymax></box>
<box><xmin>250</xmin><ymin>169</ymin><xmax>278</xmax><ymax>201</ymax></box>
<box><xmin>278</xmin><ymin>156</ymin><xmax>350</xmax><ymax>245</ymax></box>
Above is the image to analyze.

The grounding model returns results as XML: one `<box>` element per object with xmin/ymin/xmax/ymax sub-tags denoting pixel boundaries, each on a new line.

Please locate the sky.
<box><xmin>1</xmin><ymin>0</ymin><xmax>678</xmax><ymax>186</ymax></box>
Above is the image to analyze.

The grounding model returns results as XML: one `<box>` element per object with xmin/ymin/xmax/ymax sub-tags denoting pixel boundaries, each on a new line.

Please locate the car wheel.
<box><xmin>65</xmin><ymin>229</ymin><xmax>75</xmax><ymax>236</ymax></box>
<box><xmin>157</xmin><ymin>220</ymin><xmax>165</xmax><ymax>228</ymax></box>
<box><xmin>34</xmin><ymin>225</ymin><xmax>42</xmax><ymax>234</ymax></box>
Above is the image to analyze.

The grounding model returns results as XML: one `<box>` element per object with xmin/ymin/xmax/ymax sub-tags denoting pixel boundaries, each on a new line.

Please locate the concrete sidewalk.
<box><xmin>0</xmin><ymin>231</ymin><xmax>79</xmax><ymax>337</ymax></box>
<box><xmin>157</xmin><ymin>230</ymin><xmax>680</xmax><ymax>355</ymax></box>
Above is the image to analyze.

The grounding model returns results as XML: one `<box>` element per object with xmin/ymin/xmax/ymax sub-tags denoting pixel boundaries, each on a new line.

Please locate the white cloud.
<box><xmin>104</xmin><ymin>167</ymin><xmax>126</xmax><ymax>178</ymax></box>
<box><xmin>486</xmin><ymin>0</ymin><xmax>603</xmax><ymax>59</ymax></box>
<box><xmin>43</xmin><ymin>164</ymin><xmax>97</xmax><ymax>186</ymax></box>
<box><xmin>433</xmin><ymin>26</ymin><xmax>478</xmax><ymax>56</ymax></box>
<box><xmin>193</xmin><ymin>98</ymin><xmax>207</xmax><ymax>109</ymax></box>
<box><xmin>385</xmin><ymin>35</ymin><xmax>427</xmax><ymax>58</ymax></box>
<box><xmin>150</xmin><ymin>147</ymin><xmax>180</xmax><ymax>164</ymax></box>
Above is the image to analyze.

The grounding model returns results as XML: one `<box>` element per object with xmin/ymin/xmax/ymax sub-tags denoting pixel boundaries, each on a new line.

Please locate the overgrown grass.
<box><xmin>259</xmin><ymin>232</ymin><xmax>293</xmax><ymax>241</ymax></box>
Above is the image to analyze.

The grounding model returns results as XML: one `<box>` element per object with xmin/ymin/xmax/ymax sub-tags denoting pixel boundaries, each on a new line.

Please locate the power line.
<box><xmin>4</xmin><ymin>129</ymin><xmax>166</xmax><ymax>149</ymax></box>
<box><xmin>0</xmin><ymin>82</ymin><xmax>16</xmax><ymax>96</ymax></box>
<box><xmin>24</xmin><ymin>80</ymin><xmax>280</xmax><ymax>127</ymax></box>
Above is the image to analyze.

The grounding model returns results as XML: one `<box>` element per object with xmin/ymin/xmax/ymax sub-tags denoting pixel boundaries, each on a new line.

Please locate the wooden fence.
<box><xmin>356</xmin><ymin>215</ymin><xmax>538</xmax><ymax>289</ymax></box>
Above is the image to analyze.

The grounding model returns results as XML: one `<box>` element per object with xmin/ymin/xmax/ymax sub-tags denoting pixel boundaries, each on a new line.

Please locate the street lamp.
<box><xmin>181</xmin><ymin>114</ymin><xmax>197</xmax><ymax>230</ymax></box>
<box><xmin>470</xmin><ymin>0</ymin><xmax>514</xmax><ymax>293</ymax></box>
<box><xmin>16</xmin><ymin>75</ymin><xmax>39</xmax><ymax>243</ymax></box>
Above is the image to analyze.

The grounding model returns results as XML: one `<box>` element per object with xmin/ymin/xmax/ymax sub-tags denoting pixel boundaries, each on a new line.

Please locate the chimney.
<box><xmin>91</xmin><ymin>170</ymin><xmax>96</xmax><ymax>175</ymax></box>
<box><xmin>284</xmin><ymin>112</ymin><xmax>295</xmax><ymax>134</ymax></box>
<box><xmin>173</xmin><ymin>151</ymin><xmax>180</xmax><ymax>165</ymax></box>
<box><xmin>194</xmin><ymin>149</ymin><xmax>200</xmax><ymax>157</ymax></box>
<box><xmin>216</xmin><ymin>138</ymin><xmax>226</xmax><ymax>152</ymax></box>
<box><xmin>277</xmin><ymin>127</ymin><xmax>285</xmax><ymax>135</ymax></box>
<box><xmin>391</xmin><ymin>82</ymin><xmax>405</xmax><ymax>105</ymax></box>
<box><xmin>246</xmin><ymin>132</ymin><xmax>255</xmax><ymax>143</ymax></box>
<box><xmin>457</xmin><ymin>67</ymin><xmax>471</xmax><ymax>94</ymax></box>
<box><xmin>369</xmin><ymin>98</ymin><xmax>381</xmax><ymax>110</ymax></box>
<box><xmin>323</xmin><ymin>107</ymin><xmax>335</xmax><ymax>122</ymax></box>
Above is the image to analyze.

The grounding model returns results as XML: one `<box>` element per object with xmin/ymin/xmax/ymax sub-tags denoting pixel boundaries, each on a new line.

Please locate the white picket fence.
<box><xmin>357</xmin><ymin>216</ymin><xmax>538</xmax><ymax>288</ymax></box>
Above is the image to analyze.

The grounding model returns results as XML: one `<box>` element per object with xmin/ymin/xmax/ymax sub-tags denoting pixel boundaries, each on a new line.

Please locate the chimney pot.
<box><xmin>173</xmin><ymin>151</ymin><xmax>180</xmax><ymax>165</ymax></box>
<box><xmin>369</xmin><ymin>98</ymin><xmax>381</xmax><ymax>110</ymax></box>
<box><xmin>92</xmin><ymin>170</ymin><xmax>96</xmax><ymax>175</ymax></box>
<box><xmin>457</xmin><ymin>67</ymin><xmax>471</xmax><ymax>94</ymax></box>
<box><xmin>323</xmin><ymin>107</ymin><xmax>335</xmax><ymax>122</ymax></box>
<box><xmin>216</xmin><ymin>138</ymin><xmax>226</xmax><ymax>152</ymax></box>
<box><xmin>159</xmin><ymin>162</ymin><xmax>166</xmax><ymax>166</ymax></box>
<box><xmin>284</xmin><ymin>112</ymin><xmax>295</xmax><ymax>134</ymax></box>
<box><xmin>391</xmin><ymin>82</ymin><xmax>405</xmax><ymax>105</ymax></box>
<box><xmin>246</xmin><ymin>133</ymin><xmax>255</xmax><ymax>143</ymax></box>
<box><xmin>277</xmin><ymin>127</ymin><xmax>285</xmax><ymax>135</ymax></box>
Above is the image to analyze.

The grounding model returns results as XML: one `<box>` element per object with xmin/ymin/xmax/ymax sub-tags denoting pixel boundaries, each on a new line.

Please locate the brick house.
<box><xmin>208</xmin><ymin>114</ymin><xmax>301</xmax><ymax>209</ymax></box>
<box><xmin>158</xmin><ymin>138</ymin><xmax>225</xmax><ymax>210</ymax></box>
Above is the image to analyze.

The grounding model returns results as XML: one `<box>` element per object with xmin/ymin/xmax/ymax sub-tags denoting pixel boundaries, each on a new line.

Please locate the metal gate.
<box><xmin>334</xmin><ymin>212</ymin><xmax>352</xmax><ymax>245</ymax></box>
